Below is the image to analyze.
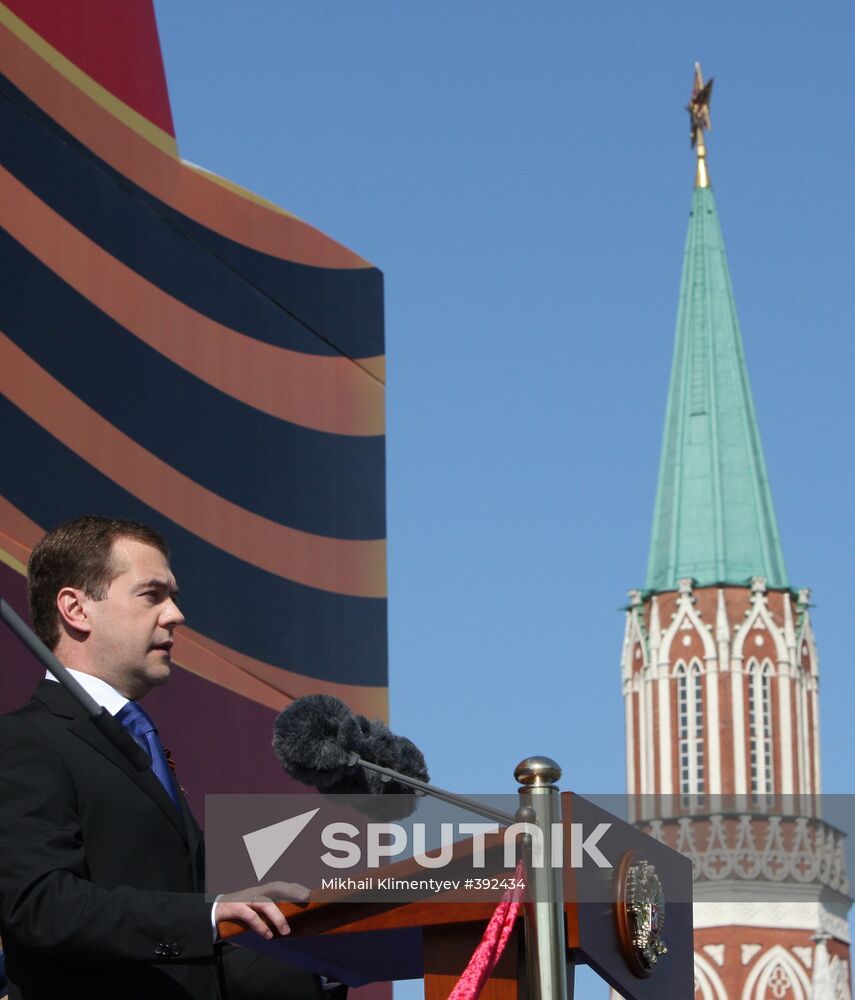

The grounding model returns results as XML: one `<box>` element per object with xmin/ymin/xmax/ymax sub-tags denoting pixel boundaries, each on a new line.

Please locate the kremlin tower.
<box><xmin>620</xmin><ymin>67</ymin><xmax>851</xmax><ymax>1000</ymax></box>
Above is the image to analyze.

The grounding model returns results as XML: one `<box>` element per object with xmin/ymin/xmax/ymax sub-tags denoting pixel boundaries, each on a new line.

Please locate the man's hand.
<box><xmin>214</xmin><ymin>881</ymin><xmax>311</xmax><ymax>939</ymax></box>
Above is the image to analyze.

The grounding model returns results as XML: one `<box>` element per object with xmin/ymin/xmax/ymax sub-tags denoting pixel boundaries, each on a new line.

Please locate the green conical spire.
<box><xmin>645</xmin><ymin>178</ymin><xmax>788</xmax><ymax>593</ymax></box>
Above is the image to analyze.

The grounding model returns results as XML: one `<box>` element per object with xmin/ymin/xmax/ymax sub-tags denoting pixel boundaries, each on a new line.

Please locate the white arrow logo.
<box><xmin>242</xmin><ymin>808</ymin><xmax>320</xmax><ymax>881</ymax></box>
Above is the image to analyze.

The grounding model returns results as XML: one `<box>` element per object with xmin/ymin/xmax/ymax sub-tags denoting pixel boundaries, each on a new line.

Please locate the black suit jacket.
<box><xmin>0</xmin><ymin>681</ymin><xmax>326</xmax><ymax>1000</ymax></box>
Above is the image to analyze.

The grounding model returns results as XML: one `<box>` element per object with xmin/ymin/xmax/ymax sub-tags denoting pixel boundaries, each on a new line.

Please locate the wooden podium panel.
<box><xmin>422</xmin><ymin>924</ymin><xmax>523</xmax><ymax>1000</ymax></box>
<box><xmin>224</xmin><ymin>899</ymin><xmax>503</xmax><ymax>987</ymax></box>
<box><xmin>220</xmin><ymin>793</ymin><xmax>694</xmax><ymax>999</ymax></box>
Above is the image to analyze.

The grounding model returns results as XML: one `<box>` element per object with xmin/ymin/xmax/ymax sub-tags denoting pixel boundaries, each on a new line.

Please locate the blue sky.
<box><xmin>154</xmin><ymin>2</ymin><xmax>855</xmax><ymax>988</ymax></box>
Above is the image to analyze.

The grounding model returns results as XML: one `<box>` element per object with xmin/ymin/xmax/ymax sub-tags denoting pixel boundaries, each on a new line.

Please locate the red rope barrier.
<box><xmin>447</xmin><ymin>859</ymin><xmax>526</xmax><ymax>1000</ymax></box>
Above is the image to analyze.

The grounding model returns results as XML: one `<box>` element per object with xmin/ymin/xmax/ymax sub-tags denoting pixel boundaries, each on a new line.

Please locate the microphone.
<box><xmin>272</xmin><ymin>693</ymin><xmax>429</xmax><ymax>795</ymax></box>
<box><xmin>273</xmin><ymin>694</ymin><xmax>516</xmax><ymax>827</ymax></box>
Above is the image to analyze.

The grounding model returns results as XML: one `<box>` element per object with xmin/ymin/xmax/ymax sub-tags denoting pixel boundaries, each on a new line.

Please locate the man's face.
<box><xmin>79</xmin><ymin>537</ymin><xmax>184</xmax><ymax>700</ymax></box>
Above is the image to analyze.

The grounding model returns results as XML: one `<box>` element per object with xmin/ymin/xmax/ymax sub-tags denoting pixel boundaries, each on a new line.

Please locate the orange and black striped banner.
<box><xmin>0</xmin><ymin>0</ymin><xmax>389</xmax><ymax>804</ymax></box>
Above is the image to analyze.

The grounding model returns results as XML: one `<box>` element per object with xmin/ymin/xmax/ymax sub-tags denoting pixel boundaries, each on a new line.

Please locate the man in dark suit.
<box><xmin>0</xmin><ymin>516</ymin><xmax>327</xmax><ymax>999</ymax></box>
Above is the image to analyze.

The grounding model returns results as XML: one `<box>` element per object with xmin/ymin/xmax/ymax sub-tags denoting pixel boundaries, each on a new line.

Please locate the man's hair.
<box><xmin>27</xmin><ymin>516</ymin><xmax>170</xmax><ymax>649</ymax></box>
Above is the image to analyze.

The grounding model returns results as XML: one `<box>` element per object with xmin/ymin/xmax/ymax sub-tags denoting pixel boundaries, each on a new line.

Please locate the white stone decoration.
<box><xmin>811</xmin><ymin>934</ymin><xmax>837</xmax><ymax>1000</ymax></box>
<box><xmin>741</xmin><ymin>945</ymin><xmax>811</xmax><ymax>1000</ymax></box>
<box><xmin>742</xmin><ymin>944</ymin><xmax>762</xmax><ymax>965</ymax></box>
<box><xmin>732</xmin><ymin>580</ymin><xmax>789</xmax><ymax>667</ymax></box>
<box><xmin>768</xmin><ymin>964</ymin><xmax>793</xmax><ymax>998</ymax></box>
<box><xmin>660</xmin><ymin>585</ymin><xmax>717</xmax><ymax>667</ymax></box>
<box><xmin>702</xmin><ymin>814</ymin><xmax>733</xmax><ymax>880</ymax></box>
<box><xmin>791</xmin><ymin>946</ymin><xmax>812</xmax><ymax>969</ymax></box>
<box><xmin>702</xmin><ymin>944</ymin><xmax>726</xmax><ymax>966</ymax></box>
<box><xmin>695</xmin><ymin>951</ymin><xmax>729</xmax><ymax>1000</ymax></box>
<box><xmin>829</xmin><ymin>956</ymin><xmax>851</xmax><ymax>1000</ymax></box>
<box><xmin>645</xmin><ymin>814</ymin><xmax>849</xmax><ymax>894</ymax></box>
<box><xmin>773</xmin><ymin>965</ymin><xmax>795</xmax><ymax>997</ymax></box>
<box><xmin>694</xmin><ymin>901</ymin><xmax>851</xmax><ymax>944</ymax></box>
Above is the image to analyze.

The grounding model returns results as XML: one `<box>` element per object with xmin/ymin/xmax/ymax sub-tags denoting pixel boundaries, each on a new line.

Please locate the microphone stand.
<box><xmin>0</xmin><ymin>597</ymin><xmax>151</xmax><ymax>771</ymax></box>
<box><xmin>347</xmin><ymin>752</ymin><xmax>516</xmax><ymax>826</ymax></box>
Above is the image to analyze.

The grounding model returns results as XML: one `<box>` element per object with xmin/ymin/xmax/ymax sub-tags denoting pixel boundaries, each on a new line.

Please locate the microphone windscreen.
<box><xmin>272</xmin><ymin>694</ymin><xmax>429</xmax><ymax>795</ymax></box>
<box><xmin>273</xmin><ymin>694</ymin><xmax>366</xmax><ymax>792</ymax></box>
<box><xmin>355</xmin><ymin>716</ymin><xmax>429</xmax><ymax>794</ymax></box>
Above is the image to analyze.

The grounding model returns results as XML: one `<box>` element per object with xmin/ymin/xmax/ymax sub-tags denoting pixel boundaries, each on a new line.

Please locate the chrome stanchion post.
<box><xmin>515</xmin><ymin>757</ymin><xmax>570</xmax><ymax>1000</ymax></box>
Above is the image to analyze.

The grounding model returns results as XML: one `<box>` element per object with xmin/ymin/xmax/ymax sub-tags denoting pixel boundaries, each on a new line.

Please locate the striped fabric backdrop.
<box><xmin>0</xmin><ymin>0</ymin><xmax>388</xmax><ymax>821</ymax></box>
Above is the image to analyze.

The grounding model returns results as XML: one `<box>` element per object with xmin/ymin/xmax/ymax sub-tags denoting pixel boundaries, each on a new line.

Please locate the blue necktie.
<box><xmin>116</xmin><ymin>701</ymin><xmax>180</xmax><ymax>809</ymax></box>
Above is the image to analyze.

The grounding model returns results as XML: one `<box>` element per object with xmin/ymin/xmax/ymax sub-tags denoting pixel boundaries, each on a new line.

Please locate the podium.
<box><xmin>0</xmin><ymin>607</ymin><xmax>692</xmax><ymax>999</ymax></box>
<box><xmin>219</xmin><ymin>790</ymin><xmax>694</xmax><ymax>1000</ymax></box>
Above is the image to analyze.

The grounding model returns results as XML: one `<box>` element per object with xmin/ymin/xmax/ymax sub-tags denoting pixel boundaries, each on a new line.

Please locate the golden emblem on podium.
<box><xmin>615</xmin><ymin>850</ymin><xmax>668</xmax><ymax>976</ymax></box>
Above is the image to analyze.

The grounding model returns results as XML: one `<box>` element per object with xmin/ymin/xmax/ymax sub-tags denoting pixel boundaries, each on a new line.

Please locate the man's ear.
<box><xmin>56</xmin><ymin>588</ymin><xmax>93</xmax><ymax>636</ymax></box>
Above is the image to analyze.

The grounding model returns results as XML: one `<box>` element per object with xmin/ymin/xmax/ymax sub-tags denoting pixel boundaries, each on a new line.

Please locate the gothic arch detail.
<box><xmin>746</xmin><ymin>657</ymin><xmax>775</xmax><ymax>796</ymax></box>
<box><xmin>659</xmin><ymin>585</ymin><xmax>717</xmax><ymax>665</ymax></box>
<box><xmin>742</xmin><ymin>945</ymin><xmax>811</xmax><ymax>1000</ymax></box>
<box><xmin>732</xmin><ymin>588</ymin><xmax>789</xmax><ymax>665</ymax></box>
<box><xmin>675</xmin><ymin>659</ymin><xmax>705</xmax><ymax>797</ymax></box>
<box><xmin>694</xmin><ymin>951</ymin><xmax>728</xmax><ymax>1000</ymax></box>
<box><xmin>794</xmin><ymin>598</ymin><xmax>819</xmax><ymax>680</ymax></box>
<box><xmin>621</xmin><ymin>591</ymin><xmax>649</xmax><ymax>682</ymax></box>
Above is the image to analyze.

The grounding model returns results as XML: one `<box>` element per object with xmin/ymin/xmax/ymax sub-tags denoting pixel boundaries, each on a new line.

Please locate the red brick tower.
<box><xmin>620</xmin><ymin>67</ymin><xmax>851</xmax><ymax>1000</ymax></box>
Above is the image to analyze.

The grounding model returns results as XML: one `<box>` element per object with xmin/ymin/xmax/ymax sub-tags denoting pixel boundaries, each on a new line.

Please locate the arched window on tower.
<box><xmin>747</xmin><ymin>658</ymin><xmax>774</xmax><ymax>799</ymax></box>
<box><xmin>675</xmin><ymin>659</ymin><xmax>704</xmax><ymax>804</ymax></box>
